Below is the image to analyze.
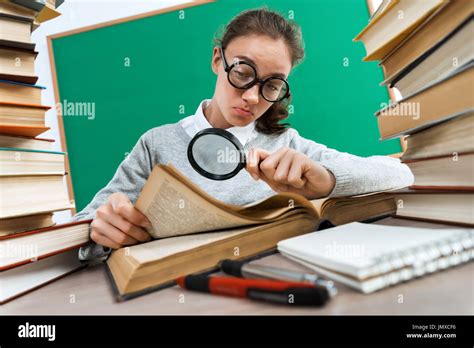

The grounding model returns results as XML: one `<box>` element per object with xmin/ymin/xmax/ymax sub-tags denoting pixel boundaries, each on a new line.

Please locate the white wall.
<box><xmin>368</xmin><ymin>0</ymin><xmax>403</xmax><ymax>101</ymax></box>
<box><xmin>31</xmin><ymin>0</ymin><xmax>191</xmax><ymax>224</ymax></box>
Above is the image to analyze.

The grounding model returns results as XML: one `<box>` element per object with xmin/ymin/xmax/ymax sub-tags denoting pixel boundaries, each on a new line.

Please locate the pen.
<box><xmin>176</xmin><ymin>274</ymin><xmax>330</xmax><ymax>306</ymax></box>
<box><xmin>220</xmin><ymin>259</ymin><xmax>337</xmax><ymax>297</ymax></box>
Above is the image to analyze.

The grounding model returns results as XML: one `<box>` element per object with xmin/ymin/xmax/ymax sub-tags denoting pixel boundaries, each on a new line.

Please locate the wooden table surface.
<box><xmin>2</xmin><ymin>218</ymin><xmax>473</xmax><ymax>315</ymax></box>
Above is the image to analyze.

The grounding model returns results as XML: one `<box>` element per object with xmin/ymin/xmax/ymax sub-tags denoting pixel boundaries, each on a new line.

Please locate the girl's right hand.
<box><xmin>90</xmin><ymin>192</ymin><xmax>152</xmax><ymax>249</ymax></box>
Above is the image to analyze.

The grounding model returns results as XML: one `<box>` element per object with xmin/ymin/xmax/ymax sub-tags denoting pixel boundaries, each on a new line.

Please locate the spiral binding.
<box><xmin>366</xmin><ymin>229</ymin><xmax>473</xmax><ymax>290</ymax></box>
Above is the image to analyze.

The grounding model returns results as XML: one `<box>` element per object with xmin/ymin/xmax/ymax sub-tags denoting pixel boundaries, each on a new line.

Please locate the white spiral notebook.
<box><xmin>277</xmin><ymin>222</ymin><xmax>474</xmax><ymax>293</ymax></box>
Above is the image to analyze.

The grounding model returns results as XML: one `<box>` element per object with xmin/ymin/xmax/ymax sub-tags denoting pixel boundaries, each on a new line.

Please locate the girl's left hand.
<box><xmin>246</xmin><ymin>147</ymin><xmax>336</xmax><ymax>200</ymax></box>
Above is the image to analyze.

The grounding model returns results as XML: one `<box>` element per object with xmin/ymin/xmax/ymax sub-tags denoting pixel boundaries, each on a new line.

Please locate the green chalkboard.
<box><xmin>50</xmin><ymin>0</ymin><xmax>400</xmax><ymax>211</ymax></box>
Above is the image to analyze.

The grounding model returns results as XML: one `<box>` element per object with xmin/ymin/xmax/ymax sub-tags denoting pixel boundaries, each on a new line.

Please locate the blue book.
<box><xmin>0</xmin><ymin>79</ymin><xmax>45</xmax><ymax>89</ymax></box>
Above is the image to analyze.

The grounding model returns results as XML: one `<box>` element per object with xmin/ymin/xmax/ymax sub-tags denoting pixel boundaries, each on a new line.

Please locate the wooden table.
<box><xmin>1</xmin><ymin>218</ymin><xmax>473</xmax><ymax>315</ymax></box>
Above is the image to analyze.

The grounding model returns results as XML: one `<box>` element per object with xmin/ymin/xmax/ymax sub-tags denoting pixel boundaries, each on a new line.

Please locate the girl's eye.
<box><xmin>266</xmin><ymin>84</ymin><xmax>279</xmax><ymax>91</ymax></box>
<box><xmin>234</xmin><ymin>71</ymin><xmax>252</xmax><ymax>80</ymax></box>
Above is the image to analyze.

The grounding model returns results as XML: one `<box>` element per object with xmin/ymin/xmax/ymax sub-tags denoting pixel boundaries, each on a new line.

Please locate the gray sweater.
<box><xmin>72</xmin><ymin>121</ymin><xmax>414</xmax><ymax>262</ymax></box>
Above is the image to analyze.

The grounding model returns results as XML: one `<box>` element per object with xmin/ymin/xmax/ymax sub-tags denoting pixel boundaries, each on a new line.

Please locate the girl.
<box><xmin>72</xmin><ymin>8</ymin><xmax>413</xmax><ymax>260</ymax></box>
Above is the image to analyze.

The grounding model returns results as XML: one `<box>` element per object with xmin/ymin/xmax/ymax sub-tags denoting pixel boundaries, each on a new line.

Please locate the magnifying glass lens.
<box><xmin>187</xmin><ymin>128</ymin><xmax>246</xmax><ymax>180</ymax></box>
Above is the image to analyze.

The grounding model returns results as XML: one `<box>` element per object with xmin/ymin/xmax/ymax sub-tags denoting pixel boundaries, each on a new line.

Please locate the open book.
<box><xmin>106</xmin><ymin>164</ymin><xmax>397</xmax><ymax>300</ymax></box>
<box><xmin>134</xmin><ymin>164</ymin><xmax>397</xmax><ymax>238</ymax></box>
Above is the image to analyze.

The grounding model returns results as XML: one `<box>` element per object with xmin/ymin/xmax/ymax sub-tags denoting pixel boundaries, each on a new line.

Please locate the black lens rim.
<box><xmin>220</xmin><ymin>46</ymin><xmax>291</xmax><ymax>103</ymax></box>
<box><xmin>187</xmin><ymin>127</ymin><xmax>246</xmax><ymax>181</ymax></box>
<box><xmin>259</xmin><ymin>76</ymin><xmax>290</xmax><ymax>102</ymax></box>
<box><xmin>227</xmin><ymin>66</ymin><xmax>290</xmax><ymax>102</ymax></box>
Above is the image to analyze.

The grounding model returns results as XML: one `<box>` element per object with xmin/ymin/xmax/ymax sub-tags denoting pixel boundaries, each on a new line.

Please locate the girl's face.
<box><xmin>211</xmin><ymin>34</ymin><xmax>293</xmax><ymax>127</ymax></box>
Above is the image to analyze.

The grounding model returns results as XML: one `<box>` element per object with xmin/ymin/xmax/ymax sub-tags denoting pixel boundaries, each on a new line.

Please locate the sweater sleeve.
<box><xmin>70</xmin><ymin>129</ymin><xmax>155</xmax><ymax>222</ymax></box>
<box><xmin>70</xmin><ymin>130</ymin><xmax>155</xmax><ymax>263</ymax></box>
<box><xmin>288</xmin><ymin>128</ymin><xmax>414</xmax><ymax>197</ymax></box>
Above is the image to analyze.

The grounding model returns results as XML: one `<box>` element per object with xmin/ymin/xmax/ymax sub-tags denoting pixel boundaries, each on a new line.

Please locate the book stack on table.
<box><xmin>354</xmin><ymin>0</ymin><xmax>473</xmax><ymax>227</ymax></box>
<box><xmin>0</xmin><ymin>0</ymin><xmax>90</xmax><ymax>305</ymax></box>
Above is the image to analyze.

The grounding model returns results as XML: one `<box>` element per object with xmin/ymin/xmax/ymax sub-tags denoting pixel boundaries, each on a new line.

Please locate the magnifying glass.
<box><xmin>187</xmin><ymin>128</ymin><xmax>247</xmax><ymax>180</ymax></box>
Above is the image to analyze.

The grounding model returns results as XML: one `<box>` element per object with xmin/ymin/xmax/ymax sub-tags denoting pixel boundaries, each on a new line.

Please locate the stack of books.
<box><xmin>354</xmin><ymin>0</ymin><xmax>473</xmax><ymax>227</ymax></box>
<box><xmin>0</xmin><ymin>0</ymin><xmax>90</xmax><ymax>305</ymax></box>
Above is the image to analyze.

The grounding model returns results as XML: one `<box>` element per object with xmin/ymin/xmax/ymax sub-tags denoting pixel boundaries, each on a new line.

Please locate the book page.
<box><xmin>135</xmin><ymin>167</ymin><xmax>254</xmax><ymax>238</ymax></box>
<box><xmin>320</xmin><ymin>192</ymin><xmax>396</xmax><ymax>224</ymax></box>
<box><xmin>163</xmin><ymin>163</ymin><xmax>242</xmax><ymax>211</ymax></box>
<box><xmin>236</xmin><ymin>192</ymin><xmax>318</xmax><ymax>217</ymax></box>
<box><xmin>135</xmin><ymin>164</ymin><xmax>318</xmax><ymax>239</ymax></box>
<box><xmin>165</xmin><ymin>164</ymin><xmax>317</xmax><ymax>219</ymax></box>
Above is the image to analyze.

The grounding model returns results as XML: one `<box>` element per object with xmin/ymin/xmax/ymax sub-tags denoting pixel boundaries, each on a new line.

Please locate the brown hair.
<box><xmin>214</xmin><ymin>7</ymin><xmax>305</xmax><ymax>136</ymax></box>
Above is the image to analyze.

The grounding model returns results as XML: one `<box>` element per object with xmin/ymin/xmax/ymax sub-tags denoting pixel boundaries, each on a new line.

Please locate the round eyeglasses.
<box><xmin>219</xmin><ymin>46</ymin><xmax>291</xmax><ymax>103</ymax></box>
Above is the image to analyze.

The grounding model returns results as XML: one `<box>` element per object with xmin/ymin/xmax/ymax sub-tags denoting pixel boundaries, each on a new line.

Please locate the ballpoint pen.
<box><xmin>219</xmin><ymin>259</ymin><xmax>338</xmax><ymax>297</ymax></box>
<box><xmin>177</xmin><ymin>274</ymin><xmax>330</xmax><ymax>306</ymax></box>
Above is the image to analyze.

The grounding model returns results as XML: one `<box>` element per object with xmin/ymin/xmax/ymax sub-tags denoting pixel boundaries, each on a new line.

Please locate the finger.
<box><xmin>260</xmin><ymin>166</ymin><xmax>301</xmax><ymax>193</ymax></box>
<box><xmin>273</xmin><ymin>150</ymin><xmax>295</xmax><ymax>184</ymax></box>
<box><xmin>91</xmin><ymin>218</ymin><xmax>138</xmax><ymax>247</ymax></box>
<box><xmin>264</xmin><ymin>177</ymin><xmax>290</xmax><ymax>193</ymax></box>
<box><xmin>246</xmin><ymin>148</ymin><xmax>270</xmax><ymax>180</ymax></box>
<box><xmin>110</xmin><ymin>194</ymin><xmax>151</xmax><ymax>228</ymax></box>
<box><xmin>100</xmin><ymin>209</ymin><xmax>151</xmax><ymax>243</ymax></box>
<box><xmin>90</xmin><ymin>228</ymin><xmax>121</xmax><ymax>249</ymax></box>
<box><xmin>97</xmin><ymin>204</ymin><xmax>151</xmax><ymax>242</ymax></box>
<box><xmin>287</xmin><ymin>157</ymin><xmax>307</xmax><ymax>189</ymax></box>
<box><xmin>258</xmin><ymin>175</ymin><xmax>279</xmax><ymax>192</ymax></box>
<box><xmin>259</xmin><ymin>148</ymin><xmax>289</xmax><ymax>181</ymax></box>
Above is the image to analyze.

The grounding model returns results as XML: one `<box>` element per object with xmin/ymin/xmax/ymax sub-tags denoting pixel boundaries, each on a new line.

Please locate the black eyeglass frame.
<box><xmin>219</xmin><ymin>46</ymin><xmax>291</xmax><ymax>103</ymax></box>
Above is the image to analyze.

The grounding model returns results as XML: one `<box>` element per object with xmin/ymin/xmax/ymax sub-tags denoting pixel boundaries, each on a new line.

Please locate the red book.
<box><xmin>0</xmin><ymin>219</ymin><xmax>92</xmax><ymax>271</ymax></box>
<box><xmin>0</xmin><ymin>219</ymin><xmax>92</xmax><ymax>304</ymax></box>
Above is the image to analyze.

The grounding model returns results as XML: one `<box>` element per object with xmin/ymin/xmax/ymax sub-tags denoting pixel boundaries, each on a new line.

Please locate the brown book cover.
<box><xmin>0</xmin><ymin>212</ymin><xmax>55</xmax><ymax>236</ymax></box>
<box><xmin>0</xmin><ymin>219</ymin><xmax>92</xmax><ymax>241</ymax></box>
<box><xmin>353</xmin><ymin>0</ymin><xmax>446</xmax><ymax>61</ymax></box>
<box><xmin>401</xmin><ymin>112</ymin><xmax>474</xmax><ymax>161</ymax></box>
<box><xmin>402</xmin><ymin>152</ymin><xmax>474</xmax><ymax>191</ymax></box>
<box><xmin>0</xmin><ymin>101</ymin><xmax>51</xmax><ymax>109</ymax></box>
<box><xmin>375</xmin><ymin>62</ymin><xmax>473</xmax><ymax>139</ymax></box>
<box><xmin>0</xmin><ymin>124</ymin><xmax>50</xmax><ymax>137</ymax></box>
<box><xmin>393</xmin><ymin>188</ymin><xmax>473</xmax><ymax>226</ymax></box>
<box><xmin>0</xmin><ymin>73</ymin><xmax>38</xmax><ymax>84</ymax></box>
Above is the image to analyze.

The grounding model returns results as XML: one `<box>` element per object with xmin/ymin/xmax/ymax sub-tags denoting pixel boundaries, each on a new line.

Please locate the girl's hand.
<box><xmin>246</xmin><ymin>147</ymin><xmax>336</xmax><ymax>200</ymax></box>
<box><xmin>90</xmin><ymin>192</ymin><xmax>152</xmax><ymax>249</ymax></box>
